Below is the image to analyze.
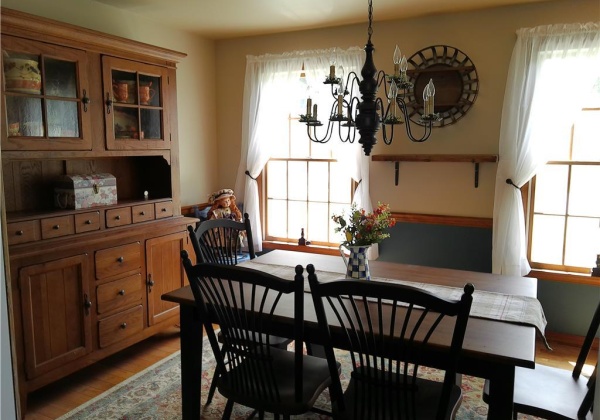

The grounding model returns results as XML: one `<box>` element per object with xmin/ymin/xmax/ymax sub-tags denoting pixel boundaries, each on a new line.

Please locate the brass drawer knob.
<box><xmin>117</xmin><ymin>256</ymin><xmax>124</xmax><ymax>263</ymax></box>
<box><xmin>53</xmin><ymin>225</ymin><xmax>60</xmax><ymax>230</ymax></box>
<box><xmin>85</xmin><ymin>219</ymin><xmax>92</xmax><ymax>225</ymax></box>
<box><xmin>116</xmin><ymin>215</ymin><xmax>121</xmax><ymax>220</ymax></box>
<box><xmin>120</xmin><ymin>322</ymin><xmax>127</xmax><ymax>329</ymax></box>
<box><xmin>16</xmin><ymin>230</ymin><xmax>24</xmax><ymax>236</ymax></box>
<box><xmin>118</xmin><ymin>289</ymin><xmax>126</xmax><ymax>296</ymax></box>
<box><xmin>161</xmin><ymin>208</ymin><xmax>167</xmax><ymax>212</ymax></box>
<box><xmin>140</xmin><ymin>211</ymin><xmax>145</xmax><ymax>215</ymax></box>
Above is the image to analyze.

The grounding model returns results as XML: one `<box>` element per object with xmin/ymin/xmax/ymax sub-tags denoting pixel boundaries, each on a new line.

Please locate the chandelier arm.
<box><xmin>307</xmin><ymin>120</ymin><xmax>335</xmax><ymax>143</ymax></box>
<box><xmin>396</xmin><ymin>97</ymin><xmax>433</xmax><ymax>143</ymax></box>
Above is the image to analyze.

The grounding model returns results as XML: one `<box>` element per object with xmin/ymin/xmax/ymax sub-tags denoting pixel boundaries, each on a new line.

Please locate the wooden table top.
<box><xmin>164</xmin><ymin>250</ymin><xmax>538</xmax><ymax>369</ymax></box>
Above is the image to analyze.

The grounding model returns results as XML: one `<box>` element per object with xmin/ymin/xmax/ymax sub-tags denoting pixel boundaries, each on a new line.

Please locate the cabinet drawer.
<box><xmin>98</xmin><ymin>305</ymin><xmax>143</xmax><ymax>348</ymax></box>
<box><xmin>41</xmin><ymin>215</ymin><xmax>75</xmax><ymax>239</ymax></box>
<box><xmin>7</xmin><ymin>220</ymin><xmax>41</xmax><ymax>245</ymax></box>
<box><xmin>75</xmin><ymin>211</ymin><xmax>101</xmax><ymax>233</ymax></box>
<box><xmin>132</xmin><ymin>203</ymin><xmax>155</xmax><ymax>223</ymax></box>
<box><xmin>106</xmin><ymin>207</ymin><xmax>132</xmax><ymax>228</ymax></box>
<box><xmin>95</xmin><ymin>242</ymin><xmax>141</xmax><ymax>279</ymax></box>
<box><xmin>155</xmin><ymin>201</ymin><xmax>173</xmax><ymax>219</ymax></box>
<box><xmin>96</xmin><ymin>274</ymin><xmax>143</xmax><ymax>314</ymax></box>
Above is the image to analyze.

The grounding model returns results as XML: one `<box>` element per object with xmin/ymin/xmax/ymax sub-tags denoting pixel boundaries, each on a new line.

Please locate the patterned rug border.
<box><xmin>56</xmin><ymin>350</ymin><xmax>181</xmax><ymax>419</ymax></box>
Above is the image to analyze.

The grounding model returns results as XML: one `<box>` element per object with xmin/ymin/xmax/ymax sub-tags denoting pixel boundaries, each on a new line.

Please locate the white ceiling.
<box><xmin>91</xmin><ymin>0</ymin><xmax>554</xmax><ymax>40</ymax></box>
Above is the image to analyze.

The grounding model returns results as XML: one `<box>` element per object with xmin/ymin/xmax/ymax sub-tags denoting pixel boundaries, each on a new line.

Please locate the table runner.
<box><xmin>239</xmin><ymin>260</ymin><xmax>549</xmax><ymax>346</ymax></box>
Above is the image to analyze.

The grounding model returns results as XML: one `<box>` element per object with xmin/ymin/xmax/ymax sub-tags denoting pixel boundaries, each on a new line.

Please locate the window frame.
<box><xmin>526</xmin><ymin>107</ymin><xmax>600</xmax><ymax>281</ymax></box>
<box><xmin>261</xmin><ymin>115</ymin><xmax>355</xmax><ymax>247</ymax></box>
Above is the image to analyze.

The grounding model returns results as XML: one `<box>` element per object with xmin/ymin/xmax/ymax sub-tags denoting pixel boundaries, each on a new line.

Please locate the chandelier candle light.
<box><xmin>299</xmin><ymin>0</ymin><xmax>441</xmax><ymax>156</ymax></box>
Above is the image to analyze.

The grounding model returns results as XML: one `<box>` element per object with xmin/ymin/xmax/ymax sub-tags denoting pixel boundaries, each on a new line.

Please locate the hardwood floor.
<box><xmin>21</xmin><ymin>328</ymin><xmax>597</xmax><ymax>419</ymax></box>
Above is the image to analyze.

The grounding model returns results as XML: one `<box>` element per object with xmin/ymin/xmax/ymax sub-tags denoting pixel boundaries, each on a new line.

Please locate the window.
<box><xmin>528</xmin><ymin>100</ymin><xmax>600</xmax><ymax>273</ymax></box>
<box><xmin>263</xmin><ymin>114</ymin><xmax>353</xmax><ymax>246</ymax></box>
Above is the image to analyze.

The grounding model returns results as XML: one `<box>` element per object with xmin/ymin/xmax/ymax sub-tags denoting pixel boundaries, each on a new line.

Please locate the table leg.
<box><xmin>179</xmin><ymin>305</ymin><xmax>203</xmax><ymax>420</ymax></box>
<box><xmin>486</xmin><ymin>366</ymin><xmax>515</xmax><ymax>420</ymax></box>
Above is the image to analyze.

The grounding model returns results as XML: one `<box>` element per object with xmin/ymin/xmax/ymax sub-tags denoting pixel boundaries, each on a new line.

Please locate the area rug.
<box><xmin>58</xmin><ymin>337</ymin><xmax>540</xmax><ymax>419</ymax></box>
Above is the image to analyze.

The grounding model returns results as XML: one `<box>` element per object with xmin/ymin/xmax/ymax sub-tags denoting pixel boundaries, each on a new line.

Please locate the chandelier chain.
<box><xmin>367</xmin><ymin>0</ymin><xmax>373</xmax><ymax>41</ymax></box>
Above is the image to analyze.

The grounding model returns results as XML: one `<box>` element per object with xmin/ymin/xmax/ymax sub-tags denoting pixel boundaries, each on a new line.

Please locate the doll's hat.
<box><xmin>209</xmin><ymin>188</ymin><xmax>235</xmax><ymax>204</ymax></box>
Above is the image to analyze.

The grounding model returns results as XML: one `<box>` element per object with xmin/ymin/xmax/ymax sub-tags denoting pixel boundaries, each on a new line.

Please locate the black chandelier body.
<box><xmin>299</xmin><ymin>0</ymin><xmax>441</xmax><ymax>156</ymax></box>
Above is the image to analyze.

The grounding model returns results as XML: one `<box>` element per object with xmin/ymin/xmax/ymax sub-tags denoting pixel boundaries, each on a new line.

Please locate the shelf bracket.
<box><xmin>395</xmin><ymin>162</ymin><xmax>399</xmax><ymax>186</ymax></box>
<box><xmin>474</xmin><ymin>162</ymin><xmax>480</xmax><ymax>188</ymax></box>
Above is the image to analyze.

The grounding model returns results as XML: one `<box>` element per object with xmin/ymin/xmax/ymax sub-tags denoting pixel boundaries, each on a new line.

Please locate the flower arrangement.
<box><xmin>332</xmin><ymin>202</ymin><xmax>396</xmax><ymax>247</ymax></box>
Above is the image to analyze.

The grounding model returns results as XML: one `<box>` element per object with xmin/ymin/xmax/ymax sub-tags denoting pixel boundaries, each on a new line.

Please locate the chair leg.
<box><xmin>222</xmin><ymin>399</ymin><xmax>234</xmax><ymax>420</ymax></box>
<box><xmin>206</xmin><ymin>372</ymin><xmax>219</xmax><ymax>405</ymax></box>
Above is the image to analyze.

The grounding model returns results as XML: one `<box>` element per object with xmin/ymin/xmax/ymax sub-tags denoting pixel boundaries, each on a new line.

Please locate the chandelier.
<box><xmin>299</xmin><ymin>0</ymin><xmax>441</xmax><ymax>156</ymax></box>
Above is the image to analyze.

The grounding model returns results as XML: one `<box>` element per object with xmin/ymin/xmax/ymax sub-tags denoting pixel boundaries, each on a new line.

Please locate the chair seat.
<box><xmin>483</xmin><ymin>364</ymin><xmax>593</xmax><ymax>420</ymax></box>
<box><xmin>340</xmin><ymin>366</ymin><xmax>463</xmax><ymax>420</ymax></box>
<box><xmin>218</xmin><ymin>346</ymin><xmax>340</xmax><ymax>415</ymax></box>
<box><xmin>217</xmin><ymin>330</ymin><xmax>292</xmax><ymax>349</ymax></box>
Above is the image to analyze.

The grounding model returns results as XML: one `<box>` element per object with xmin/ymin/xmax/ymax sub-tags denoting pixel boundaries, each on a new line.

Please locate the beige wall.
<box><xmin>1</xmin><ymin>0</ymin><xmax>218</xmax><ymax>207</ymax></box>
<box><xmin>216</xmin><ymin>0</ymin><xmax>598</xmax><ymax>217</ymax></box>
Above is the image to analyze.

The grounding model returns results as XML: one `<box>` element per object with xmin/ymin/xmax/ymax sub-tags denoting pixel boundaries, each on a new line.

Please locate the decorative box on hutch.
<box><xmin>54</xmin><ymin>173</ymin><xmax>117</xmax><ymax>209</ymax></box>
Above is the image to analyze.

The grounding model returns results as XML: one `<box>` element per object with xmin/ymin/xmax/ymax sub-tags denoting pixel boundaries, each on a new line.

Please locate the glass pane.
<box><xmin>5</xmin><ymin>96</ymin><xmax>44</xmax><ymax>137</ymax></box>
<box><xmin>308</xmin><ymin>161</ymin><xmax>328</xmax><ymax>202</ymax></box>
<box><xmin>111</xmin><ymin>70</ymin><xmax>136</xmax><ymax>104</ymax></box>
<box><xmin>329</xmin><ymin>202</ymin><xmax>349</xmax><ymax>244</ymax></box>
<box><xmin>569</xmin><ymin>166</ymin><xmax>600</xmax><ymax>217</ymax></box>
<box><xmin>533</xmin><ymin>165</ymin><xmax>568</xmax><ymax>214</ymax></box>
<box><xmin>309</xmin><ymin>140</ymin><xmax>333</xmax><ymax>159</ymax></box>
<box><xmin>271</xmin><ymin>121</ymin><xmax>290</xmax><ymax>158</ymax></box>
<box><xmin>44</xmin><ymin>58</ymin><xmax>77</xmax><ymax>98</ymax></box>
<box><xmin>308</xmin><ymin>202</ymin><xmax>329</xmax><ymax>242</ymax></box>
<box><xmin>3</xmin><ymin>52</ymin><xmax>42</xmax><ymax>94</ymax></box>
<box><xmin>564</xmin><ymin>216</ymin><xmax>600</xmax><ymax>268</ymax></box>
<box><xmin>267</xmin><ymin>161</ymin><xmax>287</xmax><ymax>199</ymax></box>
<box><xmin>140</xmin><ymin>109</ymin><xmax>162</xmax><ymax>139</ymax></box>
<box><xmin>288</xmin><ymin>161</ymin><xmax>307</xmax><ymax>201</ymax></box>
<box><xmin>530</xmin><ymin>214</ymin><xmax>565</xmax><ymax>265</ymax></box>
<box><xmin>114</xmin><ymin>108</ymin><xmax>140</xmax><ymax>139</ymax></box>
<box><xmin>267</xmin><ymin>199</ymin><xmax>287</xmax><ymax>238</ymax></box>
<box><xmin>288</xmin><ymin>200</ymin><xmax>307</xmax><ymax>241</ymax></box>
<box><xmin>330</xmin><ymin>161</ymin><xmax>351</xmax><ymax>204</ymax></box>
<box><xmin>572</xmin><ymin>110</ymin><xmax>600</xmax><ymax>161</ymax></box>
<box><xmin>290</xmin><ymin>120</ymin><xmax>309</xmax><ymax>158</ymax></box>
<box><xmin>139</xmin><ymin>75</ymin><xmax>160</xmax><ymax>106</ymax></box>
<box><xmin>47</xmin><ymin>100</ymin><xmax>79</xmax><ymax>137</ymax></box>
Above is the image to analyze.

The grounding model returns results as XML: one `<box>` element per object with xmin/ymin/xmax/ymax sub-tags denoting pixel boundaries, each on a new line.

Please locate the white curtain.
<box><xmin>235</xmin><ymin>47</ymin><xmax>365</xmax><ymax>252</ymax></box>
<box><xmin>492</xmin><ymin>22</ymin><xmax>600</xmax><ymax>275</ymax></box>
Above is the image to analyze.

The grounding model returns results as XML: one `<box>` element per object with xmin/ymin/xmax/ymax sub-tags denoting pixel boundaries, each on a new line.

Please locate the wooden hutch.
<box><xmin>1</xmin><ymin>8</ymin><xmax>195</xmax><ymax>415</ymax></box>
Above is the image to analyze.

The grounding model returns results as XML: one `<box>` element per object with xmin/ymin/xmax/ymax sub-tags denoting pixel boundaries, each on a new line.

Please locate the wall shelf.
<box><xmin>371</xmin><ymin>154</ymin><xmax>499</xmax><ymax>188</ymax></box>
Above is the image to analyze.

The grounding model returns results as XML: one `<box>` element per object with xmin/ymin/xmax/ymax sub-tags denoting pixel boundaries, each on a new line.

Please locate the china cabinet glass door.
<box><xmin>102</xmin><ymin>56</ymin><xmax>170</xmax><ymax>150</ymax></box>
<box><xmin>1</xmin><ymin>35</ymin><xmax>92</xmax><ymax>151</ymax></box>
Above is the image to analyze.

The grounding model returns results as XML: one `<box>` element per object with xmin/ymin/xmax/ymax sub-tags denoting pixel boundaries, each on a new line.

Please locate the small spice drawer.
<box><xmin>155</xmin><ymin>201</ymin><xmax>173</xmax><ymax>219</ymax></box>
<box><xmin>75</xmin><ymin>211</ymin><xmax>101</xmax><ymax>233</ymax></box>
<box><xmin>96</xmin><ymin>274</ymin><xmax>143</xmax><ymax>315</ymax></box>
<box><xmin>106</xmin><ymin>207</ymin><xmax>132</xmax><ymax>228</ymax></box>
<box><xmin>7</xmin><ymin>220</ymin><xmax>41</xmax><ymax>245</ymax></box>
<box><xmin>41</xmin><ymin>215</ymin><xmax>75</xmax><ymax>240</ymax></box>
<box><xmin>98</xmin><ymin>305</ymin><xmax>143</xmax><ymax>348</ymax></box>
<box><xmin>95</xmin><ymin>242</ymin><xmax>141</xmax><ymax>280</ymax></box>
<box><xmin>132</xmin><ymin>203</ymin><xmax>155</xmax><ymax>223</ymax></box>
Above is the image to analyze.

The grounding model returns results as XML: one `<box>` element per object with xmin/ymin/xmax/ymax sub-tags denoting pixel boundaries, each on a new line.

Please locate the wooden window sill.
<box><xmin>262</xmin><ymin>241</ymin><xmax>340</xmax><ymax>256</ymax></box>
<box><xmin>528</xmin><ymin>269</ymin><xmax>599</xmax><ymax>286</ymax></box>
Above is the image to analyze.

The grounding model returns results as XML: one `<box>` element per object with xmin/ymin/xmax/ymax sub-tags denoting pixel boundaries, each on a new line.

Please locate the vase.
<box><xmin>339</xmin><ymin>244</ymin><xmax>371</xmax><ymax>280</ymax></box>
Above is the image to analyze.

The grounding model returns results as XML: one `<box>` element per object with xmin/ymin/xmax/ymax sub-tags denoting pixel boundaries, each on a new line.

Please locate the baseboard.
<box><xmin>545</xmin><ymin>330</ymin><xmax>599</xmax><ymax>351</ymax></box>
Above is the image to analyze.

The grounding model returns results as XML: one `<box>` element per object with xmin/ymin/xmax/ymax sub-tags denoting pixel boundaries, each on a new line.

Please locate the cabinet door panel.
<box><xmin>102</xmin><ymin>56</ymin><xmax>170</xmax><ymax>150</ymax></box>
<box><xmin>146</xmin><ymin>231</ymin><xmax>187</xmax><ymax>325</ymax></box>
<box><xmin>19</xmin><ymin>254</ymin><xmax>92</xmax><ymax>379</ymax></box>
<box><xmin>1</xmin><ymin>35</ymin><xmax>92</xmax><ymax>150</ymax></box>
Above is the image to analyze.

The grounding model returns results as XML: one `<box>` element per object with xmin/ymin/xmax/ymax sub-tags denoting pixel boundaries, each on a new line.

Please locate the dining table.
<box><xmin>162</xmin><ymin>249</ymin><xmax>542</xmax><ymax>420</ymax></box>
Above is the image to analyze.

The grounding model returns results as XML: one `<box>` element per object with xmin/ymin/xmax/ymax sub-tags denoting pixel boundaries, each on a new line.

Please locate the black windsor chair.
<box><xmin>307</xmin><ymin>263</ymin><xmax>474</xmax><ymax>420</ymax></box>
<box><xmin>187</xmin><ymin>213</ymin><xmax>293</xmax><ymax>405</ymax></box>
<box><xmin>181</xmin><ymin>254</ymin><xmax>337</xmax><ymax>419</ymax></box>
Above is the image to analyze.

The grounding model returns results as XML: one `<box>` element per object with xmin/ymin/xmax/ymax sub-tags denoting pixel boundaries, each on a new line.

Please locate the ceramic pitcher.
<box><xmin>339</xmin><ymin>244</ymin><xmax>371</xmax><ymax>280</ymax></box>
